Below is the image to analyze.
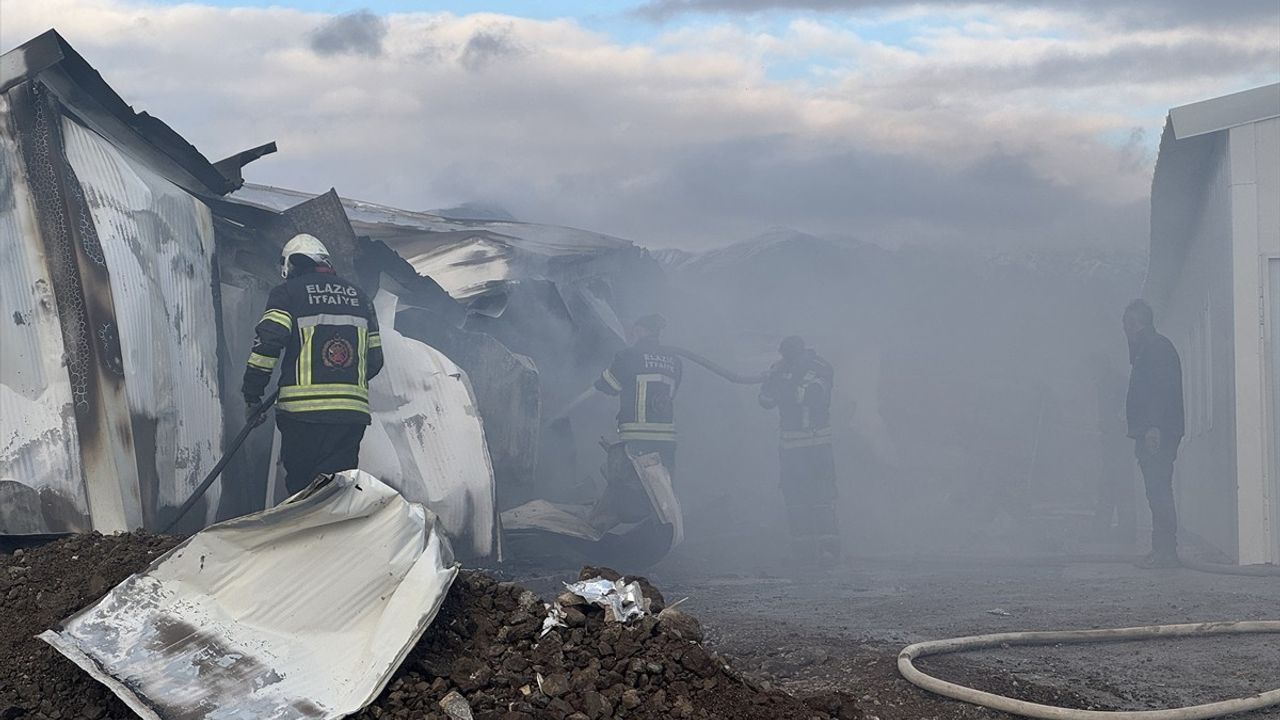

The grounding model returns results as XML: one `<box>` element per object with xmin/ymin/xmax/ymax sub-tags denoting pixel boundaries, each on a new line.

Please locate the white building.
<box><xmin>1145</xmin><ymin>83</ymin><xmax>1280</xmax><ymax>565</ymax></box>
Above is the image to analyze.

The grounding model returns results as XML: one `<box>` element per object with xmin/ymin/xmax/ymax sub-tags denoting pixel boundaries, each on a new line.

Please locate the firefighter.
<box><xmin>242</xmin><ymin>233</ymin><xmax>383</xmax><ymax>495</ymax></box>
<box><xmin>594</xmin><ymin>314</ymin><xmax>682</xmax><ymax>473</ymax></box>
<box><xmin>759</xmin><ymin>336</ymin><xmax>839</xmax><ymax>563</ymax></box>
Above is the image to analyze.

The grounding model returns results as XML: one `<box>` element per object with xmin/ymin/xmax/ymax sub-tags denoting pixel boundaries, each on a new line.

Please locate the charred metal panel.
<box><xmin>9</xmin><ymin>80</ymin><xmax>141</xmax><ymax>532</ymax></box>
<box><xmin>394</xmin><ymin>307</ymin><xmax>540</xmax><ymax>508</ymax></box>
<box><xmin>3</xmin><ymin>31</ymin><xmax>237</xmax><ymax>197</ymax></box>
<box><xmin>61</xmin><ymin>116</ymin><xmax>225</xmax><ymax>528</ymax></box>
<box><xmin>0</xmin><ymin>91</ymin><xmax>90</xmax><ymax>534</ymax></box>
<box><xmin>353</xmin><ymin>236</ymin><xmax>464</xmax><ymax>326</ymax></box>
<box><xmin>281</xmin><ymin>188</ymin><xmax>360</xmax><ymax>285</ymax></box>
<box><xmin>361</xmin><ymin>291</ymin><xmax>500</xmax><ymax>560</ymax></box>
<box><xmin>212</xmin><ymin>141</ymin><xmax>277</xmax><ymax>188</ymax></box>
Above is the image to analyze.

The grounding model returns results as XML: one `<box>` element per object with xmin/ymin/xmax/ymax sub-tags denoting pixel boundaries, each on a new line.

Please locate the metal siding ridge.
<box><xmin>9</xmin><ymin>80</ymin><xmax>141</xmax><ymax>532</ymax></box>
<box><xmin>61</xmin><ymin>117</ymin><xmax>225</xmax><ymax>524</ymax></box>
<box><xmin>0</xmin><ymin>89</ymin><xmax>90</xmax><ymax>533</ymax></box>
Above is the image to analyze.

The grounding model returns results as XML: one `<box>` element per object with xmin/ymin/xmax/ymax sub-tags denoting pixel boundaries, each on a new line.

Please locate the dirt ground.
<box><xmin>586</xmin><ymin>552</ymin><xmax>1280</xmax><ymax>719</ymax></box>
<box><xmin>498</xmin><ymin>518</ymin><xmax>1280</xmax><ymax>720</ymax></box>
<box><xmin>3</xmin><ymin>529</ymin><xmax>1277</xmax><ymax>719</ymax></box>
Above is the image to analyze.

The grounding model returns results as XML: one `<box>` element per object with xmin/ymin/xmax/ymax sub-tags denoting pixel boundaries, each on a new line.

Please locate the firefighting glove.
<box><xmin>244</xmin><ymin>396</ymin><xmax>268</xmax><ymax>427</ymax></box>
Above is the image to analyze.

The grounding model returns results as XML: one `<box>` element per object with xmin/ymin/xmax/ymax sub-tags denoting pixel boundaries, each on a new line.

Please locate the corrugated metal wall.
<box><xmin>61</xmin><ymin>117</ymin><xmax>224</xmax><ymax>525</ymax></box>
<box><xmin>0</xmin><ymin>80</ymin><xmax>226</xmax><ymax>534</ymax></box>
<box><xmin>0</xmin><ymin>92</ymin><xmax>90</xmax><ymax>533</ymax></box>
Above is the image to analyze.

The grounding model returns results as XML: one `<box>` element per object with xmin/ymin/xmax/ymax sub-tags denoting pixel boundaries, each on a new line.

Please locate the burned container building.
<box><xmin>0</xmin><ymin>30</ymin><xmax>663</xmax><ymax>556</ymax></box>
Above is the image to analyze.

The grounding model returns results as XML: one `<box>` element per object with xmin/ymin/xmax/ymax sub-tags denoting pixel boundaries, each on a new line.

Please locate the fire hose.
<box><xmin>670</xmin><ymin>347</ymin><xmax>767</xmax><ymax>385</ymax></box>
<box><xmin>162</xmin><ymin>391</ymin><xmax>278</xmax><ymax>533</ymax></box>
<box><xmin>898</xmin><ymin>621</ymin><xmax>1280</xmax><ymax>719</ymax></box>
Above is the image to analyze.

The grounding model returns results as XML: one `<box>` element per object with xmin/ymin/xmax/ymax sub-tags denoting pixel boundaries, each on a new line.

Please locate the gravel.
<box><xmin>1</xmin><ymin>534</ymin><xmax>857</xmax><ymax>720</ymax></box>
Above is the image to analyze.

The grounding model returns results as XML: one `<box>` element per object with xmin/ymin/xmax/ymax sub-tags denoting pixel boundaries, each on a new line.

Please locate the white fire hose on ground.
<box><xmin>898</xmin><ymin>620</ymin><xmax>1280</xmax><ymax>719</ymax></box>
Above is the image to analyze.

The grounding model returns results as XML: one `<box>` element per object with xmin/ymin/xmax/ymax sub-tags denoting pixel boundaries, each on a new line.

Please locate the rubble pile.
<box><xmin>0</xmin><ymin>532</ymin><xmax>182</xmax><ymax>720</ymax></box>
<box><xmin>1</xmin><ymin>536</ymin><xmax>857</xmax><ymax>720</ymax></box>
<box><xmin>360</xmin><ymin>564</ymin><xmax>856</xmax><ymax>720</ymax></box>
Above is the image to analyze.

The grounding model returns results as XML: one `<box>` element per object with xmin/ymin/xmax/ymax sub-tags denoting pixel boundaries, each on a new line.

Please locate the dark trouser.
<box><xmin>1135</xmin><ymin>436</ymin><xmax>1180</xmax><ymax>556</ymax></box>
<box><xmin>1095</xmin><ymin>434</ymin><xmax>1136</xmax><ymax>540</ymax></box>
<box><xmin>779</xmin><ymin>442</ymin><xmax>839</xmax><ymax>559</ymax></box>
<box><xmin>278</xmin><ymin>414</ymin><xmax>367</xmax><ymax>495</ymax></box>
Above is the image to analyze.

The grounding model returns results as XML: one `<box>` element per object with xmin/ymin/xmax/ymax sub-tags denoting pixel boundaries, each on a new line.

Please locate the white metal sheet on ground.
<box><xmin>501</xmin><ymin>500</ymin><xmax>603</xmax><ymax>541</ymax></box>
<box><xmin>361</xmin><ymin>290</ymin><xmax>499</xmax><ymax>559</ymax></box>
<box><xmin>60</xmin><ymin>118</ymin><xmax>225</xmax><ymax>519</ymax></box>
<box><xmin>40</xmin><ymin>470</ymin><xmax>458</xmax><ymax>720</ymax></box>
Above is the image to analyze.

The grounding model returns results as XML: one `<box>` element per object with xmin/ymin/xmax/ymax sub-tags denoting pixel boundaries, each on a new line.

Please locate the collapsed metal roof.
<box><xmin>232</xmin><ymin>183</ymin><xmax>638</xmax><ymax>305</ymax></box>
<box><xmin>1</xmin><ymin>29</ymin><xmax>664</xmax><ymax>558</ymax></box>
<box><xmin>0</xmin><ymin>30</ymin><xmax>503</xmax><ymax>555</ymax></box>
<box><xmin>0</xmin><ymin>30</ymin><xmax>261</xmax><ymax>198</ymax></box>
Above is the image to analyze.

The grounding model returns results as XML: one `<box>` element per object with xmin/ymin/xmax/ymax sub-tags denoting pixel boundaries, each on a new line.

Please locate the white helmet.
<box><xmin>280</xmin><ymin>233</ymin><xmax>331</xmax><ymax>278</ymax></box>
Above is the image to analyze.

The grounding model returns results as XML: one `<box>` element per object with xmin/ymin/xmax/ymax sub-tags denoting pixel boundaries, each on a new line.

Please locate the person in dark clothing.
<box><xmin>594</xmin><ymin>314</ymin><xmax>683</xmax><ymax>473</ymax></box>
<box><xmin>1090</xmin><ymin>352</ymin><xmax>1136</xmax><ymax>545</ymax></box>
<box><xmin>242</xmin><ymin>233</ymin><xmax>384</xmax><ymax>495</ymax></box>
<box><xmin>759</xmin><ymin>336</ymin><xmax>839</xmax><ymax>563</ymax></box>
<box><xmin>1122</xmin><ymin>299</ymin><xmax>1184</xmax><ymax>568</ymax></box>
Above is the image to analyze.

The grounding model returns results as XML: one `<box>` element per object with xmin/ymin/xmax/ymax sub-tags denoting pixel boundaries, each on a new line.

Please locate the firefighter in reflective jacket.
<box><xmin>759</xmin><ymin>336</ymin><xmax>839</xmax><ymax>562</ymax></box>
<box><xmin>594</xmin><ymin>314</ymin><xmax>683</xmax><ymax>473</ymax></box>
<box><xmin>242</xmin><ymin>233</ymin><xmax>383</xmax><ymax>495</ymax></box>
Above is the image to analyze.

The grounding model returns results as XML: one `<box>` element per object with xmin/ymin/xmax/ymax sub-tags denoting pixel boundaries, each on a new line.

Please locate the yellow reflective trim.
<box><xmin>635</xmin><ymin>374</ymin><xmax>648</xmax><ymax>423</ymax></box>
<box><xmin>277</xmin><ymin>398</ymin><xmax>370</xmax><ymax>413</ymax></box>
<box><xmin>299</xmin><ymin>326</ymin><xmax>314</xmax><ymax>386</ymax></box>
<box><xmin>635</xmin><ymin>374</ymin><xmax>673</xmax><ymax>425</ymax></box>
<box><xmin>619</xmin><ymin>421</ymin><xmax>677</xmax><ymax>441</ymax></box>
<box><xmin>602</xmin><ymin>369</ymin><xmax>622</xmax><ymax>392</ymax></box>
<box><xmin>261</xmin><ymin>309</ymin><xmax>292</xmax><ymax>330</ymax></box>
<box><xmin>358</xmin><ymin>327</ymin><xmax>368</xmax><ymax>387</ymax></box>
<box><xmin>780</xmin><ymin>427</ymin><xmax>833</xmax><ymax>449</ymax></box>
<box><xmin>781</xmin><ymin>427</ymin><xmax>832</xmax><ymax>440</ymax></box>
<box><xmin>620</xmin><ymin>430</ymin><xmax>678</xmax><ymax>441</ymax></box>
<box><xmin>279</xmin><ymin>384</ymin><xmax>369</xmax><ymax>400</ymax></box>
<box><xmin>620</xmin><ymin>422</ymin><xmax>677</xmax><ymax>432</ymax></box>
<box><xmin>781</xmin><ymin>436</ymin><xmax>833</xmax><ymax>449</ymax></box>
<box><xmin>247</xmin><ymin>352</ymin><xmax>277</xmax><ymax>370</ymax></box>
<box><xmin>368</xmin><ymin>332</ymin><xmax>382</xmax><ymax>349</ymax></box>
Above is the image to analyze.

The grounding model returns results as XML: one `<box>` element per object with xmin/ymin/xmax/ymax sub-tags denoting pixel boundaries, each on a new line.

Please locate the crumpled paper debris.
<box><xmin>563</xmin><ymin>577</ymin><xmax>651</xmax><ymax>623</ymax></box>
<box><xmin>541</xmin><ymin>603</ymin><xmax>568</xmax><ymax>637</ymax></box>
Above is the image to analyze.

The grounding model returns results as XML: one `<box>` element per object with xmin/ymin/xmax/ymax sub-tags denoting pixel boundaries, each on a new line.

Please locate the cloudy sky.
<box><xmin>2</xmin><ymin>1</ymin><xmax>1276</xmax><ymax>250</ymax></box>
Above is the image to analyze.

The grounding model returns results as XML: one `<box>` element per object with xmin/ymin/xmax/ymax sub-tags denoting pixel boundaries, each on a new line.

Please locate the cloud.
<box><xmin>1</xmin><ymin>1</ymin><xmax>1273</xmax><ymax>252</ymax></box>
<box><xmin>309</xmin><ymin>9</ymin><xmax>387</xmax><ymax>57</ymax></box>
<box><xmin>458</xmin><ymin>25</ymin><xmax>525</xmax><ymax>72</ymax></box>
<box><xmin>634</xmin><ymin>0</ymin><xmax>1280</xmax><ymax>29</ymax></box>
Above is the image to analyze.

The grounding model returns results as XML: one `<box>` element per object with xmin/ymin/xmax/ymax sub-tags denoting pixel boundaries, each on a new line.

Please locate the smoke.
<box><xmin>309</xmin><ymin>10</ymin><xmax>387</xmax><ymax>58</ymax></box>
<box><xmin>651</xmin><ymin>229</ymin><xmax>1146</xmax><ymax>565</ymax></box>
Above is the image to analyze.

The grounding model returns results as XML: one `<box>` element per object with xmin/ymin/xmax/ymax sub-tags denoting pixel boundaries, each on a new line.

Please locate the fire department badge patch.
<box><xmin>321</xmin><ymin>337</ymin><xmax>355</xmax><ymax>368</ymax></box>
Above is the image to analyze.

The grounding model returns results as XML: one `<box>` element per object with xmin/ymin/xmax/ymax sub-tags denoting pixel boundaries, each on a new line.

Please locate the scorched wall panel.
<box><xmin>0</xmin><ymin>91</ymin><xmax>90</xmax><ymax>533</ymax></box>
<box><xmin>60</xmin><ymin>117</ymin><xmax>225</xmax><ymax>527</ymax></box>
